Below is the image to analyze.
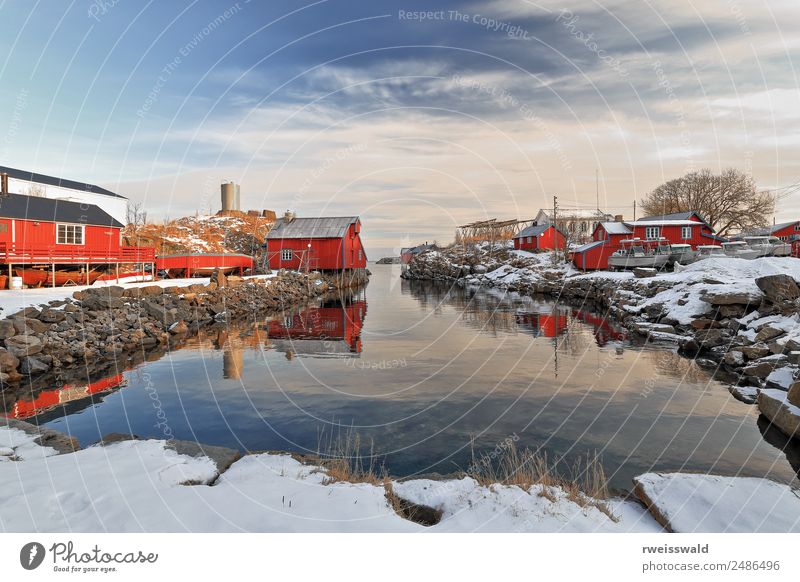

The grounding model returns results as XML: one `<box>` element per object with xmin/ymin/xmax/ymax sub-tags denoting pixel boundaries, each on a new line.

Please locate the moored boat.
<box><xmin>15</xmin><ymin>268</ymin><xmax>103</xmax><ymax>287</ymax></box>
<box><xmin>668</xmin><ymin>243</ymin><xmax>698</xmax><ymax>265</ymax></box>
<box><xmin>696</xmin><ymin>245</ymin><xmax>725</xmax><ymax>259</ymax></box>
<box><xmin>721</xmin><ymin>241</ymin><xmax>761</xmax><ymax>259</ymax></box>
<box><xmin>608</xmin><ymin>238</ymin><xmax>671</xmax><ymax>270</ymax></box>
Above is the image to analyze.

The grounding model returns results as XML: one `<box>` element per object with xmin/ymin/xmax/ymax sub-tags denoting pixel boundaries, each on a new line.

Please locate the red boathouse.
<box><xmin>749</xmin><ymin>221</ymin><xmax>800</xmax><ymax>257</ymax></box>
<box><xmin>513</xmin><ymin>224</ymin><xmax>566</xmax><ymax>252</ymax></box>
<box><xmin>0</xmin><ymin>192</ymin><xmax>155</xmax><ymax>286</ymax></box>
<box><xmin>266</xmin><ymin>213</ymin><xmax>367</xmax><ymax>272</ymax></box>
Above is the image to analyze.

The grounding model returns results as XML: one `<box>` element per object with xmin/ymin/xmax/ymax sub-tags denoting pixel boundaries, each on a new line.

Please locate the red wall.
<box><xmin>771</xmin><ymin>222</ymin><xmax>800</xmax><ymax>257</ymax></box>
<box><xmin>267</xmin><ymin>222</ymin><xmax>367</xmax><ymax>271</ymax></box>
<box><xmin>514</xmin><ymin>227</ymin><xmax>565</xmax><ymax>251</ymax></box>
<box><xmin>0</xmin><ymin>218</ymin><xmax>121</xmax><ymax>252</ymax></box>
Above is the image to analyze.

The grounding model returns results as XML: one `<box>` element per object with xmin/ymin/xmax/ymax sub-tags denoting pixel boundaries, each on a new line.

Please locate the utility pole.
<box><xmin>596</xmin><ymin>169</ymin><xmax>599</xmax><ymax>211</ymax></box>
<box><xmin>633</xmin><ymin>200</ymin><xmax>637</xmax><ymax>222</ymax></box>
<box><xmin>552</xmin><ymin>195</ymin><xmax>558</xmax><ymax>263</ymax></box>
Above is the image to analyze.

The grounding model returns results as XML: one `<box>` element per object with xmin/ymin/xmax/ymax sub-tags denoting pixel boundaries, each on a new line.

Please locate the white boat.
<box><xmin>668</xmin><ymin>243</ymin><xmax>698</xmax><ymax>265</ymax></box>
<box><xmin>696</xmin><ymin>245</ymin><xmax>725</xmax><ymax>259</ymax></box>
<box><xmin>742</xmin><ymin>235</ymin><xmax>791</xmax><ymax>257</ymax></box>
<box><xmin>608</xmin><ymin>238</ymin><xmax>671</xmax><ymax>270</ymax></box>
<box><xmin>721</xmin><ymin>240</ymin><xmax>761</xmax><ymax>259</ymax></box>
<box><xmin>768</xmin><ymin>236</ymin><xmax>792</xmax><ymax>257</ymax></box>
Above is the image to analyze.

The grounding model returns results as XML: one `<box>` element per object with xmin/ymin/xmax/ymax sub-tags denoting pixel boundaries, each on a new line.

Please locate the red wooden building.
<box><xmin>513</xmin><ymin>224</ymin><xmax>566</xmax><ymax>251</ymax></box>
<box><xmin>265</xmin><ymin>299</ymin><xmax>367</xmax><ymax>355</ymax></box>
<box><xmin>0</xmin><ymin>193</ymin><xmax>154</xmax><ymax>286</ymax></box>
<box><xmin>750</xmin><ymin>221</ymin><xmax>800</xmax><ymax>257</ymax></box>
<box><xmin>572</xmin><ymin>211</ymin><xmax>724</xmax><ymax>270</ymax></box>
<box><xmin>266</xmin><ymin>214</ymin><xmax>367</xmax><ymax>271</ymax></box>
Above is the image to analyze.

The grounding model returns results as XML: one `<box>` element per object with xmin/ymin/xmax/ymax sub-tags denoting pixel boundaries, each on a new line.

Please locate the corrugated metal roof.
<box><xmin>573</xmin><ymin>240</ymin><xmax>606</xmax><ymax>253</ymax></box>
<box><xmin>599</xmin><ymin>221</ymin><xmax>631</xmax><ymax>234</ymax></box>
<box><xmin>639</xmin><ymin>211</ymin><xmax>697</xmax><ymax>221</ymax></box>
<box><xmin>517</xmin><ymin>224</ymin><xmax>550</xmax><ymax>238</ymax></box>
<box><xmin>0</xmin><ymin>165</ymin><xmax>124</xmax><ymax>199</ymax></box>
<box><xmin>266</xmin><ymin>216</ymin><xmax>358</xmax><ymax>239</ymax></box>
<box><xmin>0</xmin><ymin>193</ymin><xmax>122</xmax><ymax>227</ymax></box>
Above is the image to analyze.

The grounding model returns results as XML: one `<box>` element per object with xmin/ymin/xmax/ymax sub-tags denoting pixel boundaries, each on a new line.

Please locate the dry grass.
<box><xmin>467</xmin><ymin>444</ymin><xmax>618</xmax><ymax>522</ymax></box>
<box><xmin>316</xmin><ymin>428</ymin><xmax>383</xmax><ymax>485</ymax></box>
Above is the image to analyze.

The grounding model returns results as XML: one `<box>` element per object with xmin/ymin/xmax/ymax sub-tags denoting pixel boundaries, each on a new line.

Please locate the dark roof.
<box><xmin>639</xmin><ymin>211</ymin><xmax>700</xmax><ymax>221</ymax></box>
<box><xmin>573</xmin><ymin>240</ymin><xmax>606</xmax><ymax>253</ymax></box>
<box><xmin>516</xmin><ymin>224</ymin><xmax>566</xmax><ymax>238</ymax></box>
<box><xmin>0</xmin><ymin>193</ymin><xmax>123</xmax><ymax>228</ymax></box>
<box><xmin>0</xmin><ymin>165</ymin><xmax>124</xmax><ymax>199</ymax></box>
<box><xmin>267</xmin><ymin>216</ymin><xmax>359</xmax><ymax>239</ymax></box>
<box><xmin>749</xmin><ymin>221</ymin><xmax>800</xmax><ymax>235</ymax></box>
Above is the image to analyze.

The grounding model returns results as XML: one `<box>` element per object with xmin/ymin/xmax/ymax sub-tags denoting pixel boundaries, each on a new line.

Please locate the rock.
<box><xmin>210</xmin><ymin>268</ymin><xmax>227</xmax><ymax>288</ymax></box>
<box><xmin>691</xmin><ymin>318</ymin><xmax>719</xmax><ymax>330</ymax></box>
<box><xmin>701</xmin><ymin>291</ymin><xmax>761</xmax><ymax>306</ymax></box>
<box><xmin>758</xmin><ymin>389</ymin><xmax>800</xmax><ymax>439</ymax></box>
<box><xmin>755</xmin><ymin>274</ymin><xmax>800</xmax><ymax>303</ymax></box>
<box><xmin>724</xmin><ymin>350</ymin><xmax>745</xmax><ymax>367</ymax></box>
<box><xmin>0</xmin><ymin>418</ymin><xmax>80</xmax><ymax>454</ymax></box>
<box><xmin>19</xmin><ymin>355</ymin><xmax>50</xmax><ymax>375</ymax></box>
<box><xmin>694</xmin><ymin>328</ymin><xmax>732</xmax><ymax>348</ymax></box>
<box><xmin>165</xmin><ymin>439</ymin><xmax>241</xmax><ymax>480</ymax></box>
<box><xmin>142</xmin><ymin>300</ymin><xmax>177</xmax><ymax>326</ymax></box>
<box><xmin>788</xmin><ymin>352</ymin><xmax>800</xmax><ymax>366</ymax></box>
<box><xmin>729</xmin><ymin>385</ymin><xmax>759</xmax><ymax>404</ymax></box>
<box><xmin>96</xmin><ymin>433</ymin><xmax>140</xmax><ymax>445</ymax></box>
<box><xmin>3</xmin><ymin>334</ymin><xmax>43</xmax><ymax>357</ymax></box>
<box><xmin>38</xmin><ymin>308</ymin><xmax>66</xmax><ymax>323</ymax></box>
<box><xmin>140</xmin><ymin>285</ymin><xmax>164</xmax><ymax>296</ymax></box>
<box><xmin>168</xmin><ymin>320</ymin><xmax>189</xmax><ymax>335</ymax></box>
<box><xmin>788</xmin><ymin>382</ymin><xmax>800</xmax><ymax>407</ymax></box>
<box><xmin>717</xmin><ymin>304</ymin><xmax>746</xmax><ymax>318</ymax></box>
<box><xmin>0</xmin><ymin>320</ymin><xmax>16</xmax><ymax>340</ymax></box>
<box><xmin>473</xmin><ymin>264</ymin><xmax>488</xmax><ymax>275</ymax></box>
<box><xmin>633</xmin><ymin>267</ymin><xmax>658</xmax><ymax>279</ymax></box>
<box><xmin>739</xmin><ymin>344</ymin><xmax>771</xmax><ymax>360</ymax></box>
<box><xmin>755</xmin><ymin>326</ymin><xmax>784</xmax><ymax>343</ymax></box>
<box><xmin>0</xmin><ymin>348</ymin><xmax>19</xmax><ymax>373</ymax></box>
<box><xmin>743</xmin><ymin>360</ymin><xmax>782</xmax><ymax>379</ymax></box>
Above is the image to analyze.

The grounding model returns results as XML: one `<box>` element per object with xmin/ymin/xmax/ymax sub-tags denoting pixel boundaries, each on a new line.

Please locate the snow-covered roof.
<box><xmin>629</xmin><ymin>220</ymin><xmax>701</xmax><ymax>226</ymax></box>
<box><xmin>599</xmin><ymin>221</ymin><xmax>631</xmax><ymax>234</ymax></box>
<box><xmin>639</xmin><ymin>211</ymin><xmax>698</xmax><ymax>221</ymax></box>
<box><xmin>267</xmin><ymin>216</ymin><xmax>359</xmax><ymax>239</ymax></box>
<box><xmin>538</xmin><ymin>208</ymin><xmax>612</xmax><ymax>220</ymax></box>
<box><xmin>572</xmin><ymin>240</ymin><xmax>606</xmax><ymax>253</ymax></box>
<box><xmin>516</xmin><ymin>224</ymin><xmax>565</xmax><ymax>238</ymax></box>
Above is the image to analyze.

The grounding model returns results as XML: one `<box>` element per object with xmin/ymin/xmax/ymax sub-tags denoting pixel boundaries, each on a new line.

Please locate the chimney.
<box><xmin>284</xmin><ymin>210</ymin><xmax>295</xmax><ymax>223</ymax></box>
<box><xmin>614</xmin><ymin>214</ymin><xmax>624</xmax><ymax>222</ymax></box>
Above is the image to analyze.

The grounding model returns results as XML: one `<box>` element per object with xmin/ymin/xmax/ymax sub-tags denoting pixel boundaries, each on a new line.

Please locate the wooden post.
<box><xmin>7</xmin><ymin>263</ymin><xmax>11</xmax><ymax>289</ymax></box>
<box><xmin>86</xmin><ymin>263</ymin><xmax>90</xmax><ymax>285</ymax></box>
<box><xmin>116</xmin><ymin>263</ymin><xmax>120</xmax><ymax>283</ymax></box>
<box><xmin>52</xmin><ymin>263</ymin><xmax>55</xmax><ymax>288</ymax></box>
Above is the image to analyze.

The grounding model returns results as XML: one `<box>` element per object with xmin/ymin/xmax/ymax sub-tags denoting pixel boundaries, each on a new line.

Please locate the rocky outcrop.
<box><xmin>0</xmin><ymin>271</ymin><xmax>358</xmax><ymax>386</ymax></box>
<box><xmin>0</xmin><ymin>417</ymin><xmax>80</xmax><ymax>454</ymax></box>
<box><xmin>758</xmin><ymin>386</ymin><xmax>800</xmax><ymax>439</ymax></box>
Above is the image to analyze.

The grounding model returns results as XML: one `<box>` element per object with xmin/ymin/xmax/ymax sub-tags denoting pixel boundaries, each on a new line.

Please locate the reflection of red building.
<box><xmin>266</xmin><ymin>300</ymin><xmax>367</xmax><ymax>354</ymax></box>
<box><xmin>515</xmin><ymin>311</ymin><xmax>568</xmax><ymax>338</ymax></box>
<box><xmin>571</xmin><ymin>310</ymin><xmax>628</xmax><ymax>346</ymax></box>
<box><xmin>3</xmin><ymin>373</ymin><xmax>126</xmax><ymax>420</ymax></box>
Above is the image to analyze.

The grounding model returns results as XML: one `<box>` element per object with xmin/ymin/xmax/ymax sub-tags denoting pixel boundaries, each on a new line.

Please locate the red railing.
<box><xmin>0</xmin><ymin>243</ymin><xmax>156</xmax><ymax>264</ymax></box>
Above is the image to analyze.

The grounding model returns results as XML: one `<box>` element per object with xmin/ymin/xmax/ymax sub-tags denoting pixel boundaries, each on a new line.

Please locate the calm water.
<box><xmin>7</xmin><ymin>264</ymin><xmax>799</xmax><ymax>490</ymax></box>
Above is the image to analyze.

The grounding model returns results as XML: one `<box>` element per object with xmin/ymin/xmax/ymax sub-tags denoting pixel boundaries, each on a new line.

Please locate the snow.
<box><xmin>0</xmin><ymin>428</ymin><xmax>59</xmax><ymax>462</ymax></box>
<box><xmin>634</xmin><ymin>472</ymin><xmax>800</xmax><ymax>533</ymax></box>
<box><xmin>766</xmin><ymin>365</ymin><xmax>797</xmax><ymax>390</ymax></box>
<box><xmin>0</xmin><ymin>428</ymin><xmax>662</xmax><ymax>532</ymax></box>
<box><xmin>0</xmin><ymin>273</ymin><xmax>277</xmax><ymax>315</ymax></box>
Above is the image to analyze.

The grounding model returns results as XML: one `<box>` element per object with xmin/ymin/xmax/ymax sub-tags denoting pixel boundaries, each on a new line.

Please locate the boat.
<box><xmin>608</xmin><ymin>238</ymin><xmax>671</xmax><ymax>270</ymax></box>
<box><xmin>15</xmin><ymin>268</ymin><xmax>103</xmax><ymax>287</ymax></box>
<box><xmin>668</xmin><ymin>243</ymin><xmax>698</xmax><ymax>265</ymax></box>
<box><xmin>696</xmin><ymin>245</ymin><xmax>726</xmax><ymax>259</ymax></box>
<box><xmin>768</xmin><ymin>236</ymin><xmax>793</xmax><ymax>257</ymax></box>
<box><xmin>741</xmin><ymin>235</ymin><xmax>791</xmax><ymax>257</ymax></box>
<box><xmin>721</xmin><ymin>241</ymin><xmax>761</xmax><ymax>259</ymax></box>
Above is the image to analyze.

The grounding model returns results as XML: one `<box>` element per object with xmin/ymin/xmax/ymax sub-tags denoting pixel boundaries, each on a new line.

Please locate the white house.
<box><xmin>0</xmin><ymin>165</ymin><xmax>128</xmax><ymax>225</ymax></box>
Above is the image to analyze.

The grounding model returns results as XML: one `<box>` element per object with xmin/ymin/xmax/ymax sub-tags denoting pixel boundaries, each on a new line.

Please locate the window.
<box><xmin>681</xmin><ymin>226</ymin><xmax>692</xmax><ymax>239</ymax></box>
<box><xmin>645</xmin><ymin>226</ymin><xmax>660</xmax><ymax>239</ymax></box>
<box><xmin>0</xmin><ymin>224</ymin><xmax>7</xmax><ymax>233</ymax></box>
<box><xmin>527</xmin><ymin>236</ymin><xmax>533</xmax><ymax>243</ymax></box>
<box><xmin>358</xmin><ymin>250</ymin><xmax>363</xmax><ymax>260</ymax></box>
<box><xmin>281</xmin><ymin>249</ymin><xmax>293</xmax><ymax>261</ymax></box>
<box><xmin>57</xmin><ymin>224</ymin><xmax>84</xmax><ymax>245</ymax></box>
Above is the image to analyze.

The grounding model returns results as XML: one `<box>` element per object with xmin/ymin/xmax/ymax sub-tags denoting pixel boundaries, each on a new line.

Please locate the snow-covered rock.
<box><xmin>634</xmin><ymin>472</ymin><xmax>800</xmax><ymax>532</ymax></box>
<box><xmin>758</xmin><ymin>389</ymin><xmax>800</xmax><ymax>439</ymax></box>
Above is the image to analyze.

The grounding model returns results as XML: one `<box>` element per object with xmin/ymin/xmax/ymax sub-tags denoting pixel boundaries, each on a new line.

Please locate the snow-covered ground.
<box><xmin>0</xmin><ymin>273</ymin><xmax>277</xmax><ymax>315</ymax></box>
<box><xmin>0</xmin><ymin>427</ymin><xmax>660</xmax><ymax>533</ymax></box>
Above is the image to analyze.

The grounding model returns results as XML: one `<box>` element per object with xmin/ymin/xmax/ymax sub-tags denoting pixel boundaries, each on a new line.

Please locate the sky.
<box><xmin>0</xmin><ymin>0</ymin><xmax>798</xmax><ymax>257</ymax></box>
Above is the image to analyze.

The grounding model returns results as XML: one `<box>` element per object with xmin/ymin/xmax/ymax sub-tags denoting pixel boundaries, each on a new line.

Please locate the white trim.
<box><xmin>281</xmin><ymin>248</ymin><xmax>293</xmax><ymax>261</ymax></box>
<box><xmin>56</xmin><ymin>223</ymin><xmax>85</xmax><ymax>245</ymax></box>
<box><xmin>11</xmin><ymin>219</ymin><xmax>15</xmax><ymax>243</ymax></box>
<box><xmin>681</xmin><ymin>225</ymin><xmax>692</xmax><ymax>239</ymax></box>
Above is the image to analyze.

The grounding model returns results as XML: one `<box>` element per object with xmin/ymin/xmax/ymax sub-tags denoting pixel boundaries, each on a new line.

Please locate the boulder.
<box><xmin>3</xmin><ymin>335</ymin><xmax>43</xmax><ymax>357</ymax></box>
<box><xmin>701</xmin><ymin>291</ymin><xmax>761</xmax><ymax>306</ymax></box>
<box><xmin>694</xmin><ymin>328</ymin><xmax>732</xmax><ymax>348</ymax></box>
<box><xmin>724</xmin><ymin>350</ymin><xmax>745</xmax><ymax>367</ymax></box>
<box><xmin>755</xmin><ymin>274</ymin><xmax>800</xmax><ymax>303</ymax></box>
<box><xmin>142</xmin><ymin>300</ymin><xmax>177</xmax><ymax>326</ymax></box>
<box><xmin>758</xmin><ymin>389</ymin><xmax>800</xmax><ymax>439</ymax></box>
<box><xmin>210</xmin><ymin>268</ymin><xmax>227</xmax><ymax>288</ymax></box>
<box><xmin>691</xmin><ymin>318</ymin><xmax>719</xmax><ymax>330</ymax></box>
<box><xmin>717</xmin><ymin>304</ymin><xmax>746</xmax><ymax>318</ymax></box>
<box><xmin>633</xmin><ymin>267</ymin><xmax>658</xmax><ymax>279</ymax></box>
<box><xmin>789</xmin><ymin>382</ymin><xmax>800</xmax><ymax>407</ymax></box>
<box><xmin>38</xmin><ymin>308</ymin><xmax>66</xmax><ymax>323</ymax></box>
<box><xmin>0</xmin><ymin>320</ymin><xmax>16</xmax><ymax>340</ymax></box>
<box><xmin>755</xmin><ymin>326</ymin><xmax>784</xmax><ymax>343</ymax></box>
<box><xmin>19</xmin><ymin>355</ymin><xmax>50</xmax><ymax>375</ymax></box>
<box><xmin>739</xmin><ymin>344</ymin><xmax>771</xmax><ymax>360</ymax></box>
<box><xmin>472</xmin><ymin>264</ymin><xmax>488</xmax><ymax>275</ymax></box>
<box><xmin>0</xmin><ymin>348</ymin><xmax>19</xmax><ymax>373</ymax></box>
<box><xmin>743</xmin><ymin>360</ymin><xmax>782</xmax><ymax>379</ymax></box>
<box><xmin>168</xmin><ymin>320</ymin><xmax>189</xmax><ymax>335</ymax></box>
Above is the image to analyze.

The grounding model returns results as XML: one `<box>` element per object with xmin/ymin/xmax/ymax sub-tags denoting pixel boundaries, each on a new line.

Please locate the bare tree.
<box><xmin>126</xmin><ymin>201</ymin><xmax>147</xmax><ymax>230</ymax></box>
<box><xmin>640</xmin><ymin>168</ymin><xmax>775</xmax><ymax>236</ymax></box>
<box><xmin>25</xmin><ymin>184</ymin><xmax>45</xmax><ymax>197</ymax></box>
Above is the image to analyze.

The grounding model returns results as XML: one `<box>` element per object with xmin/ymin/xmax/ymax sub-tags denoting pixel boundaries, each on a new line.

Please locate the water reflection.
<box><xmin>23</xmin><ymin>267</ymin><xmax>799</xmax><ymax>489</ymax></box>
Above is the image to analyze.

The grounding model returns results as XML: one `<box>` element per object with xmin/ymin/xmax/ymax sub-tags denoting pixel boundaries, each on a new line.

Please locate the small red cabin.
<box><xmin>513</xmin><ymin>224</ymin><xmax>566</xmax><ymax>251</ymax></box>
<box><xmin>266</xmin><ymin>215</ymin><xmax>367</xmax><ymax>271</ymax></box>
<box><xmin>572</xmin><ymin>221</ymin><xmax>631</xmax><ymax>270</ymax></box>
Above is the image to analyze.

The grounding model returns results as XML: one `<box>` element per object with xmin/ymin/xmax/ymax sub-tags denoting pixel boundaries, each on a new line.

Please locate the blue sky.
<box><xmin>1</xmin><ymin>0</ymin><xmax>798</xmax><ymax>255</ymax></box>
